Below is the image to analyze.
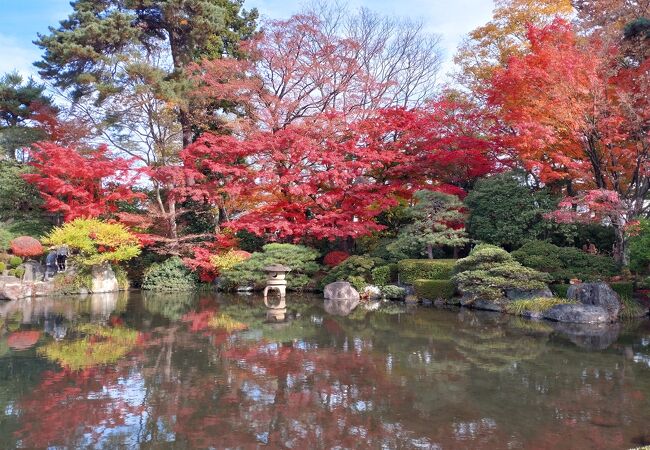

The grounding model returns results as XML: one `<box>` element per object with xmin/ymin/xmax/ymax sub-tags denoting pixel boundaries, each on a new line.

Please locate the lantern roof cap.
<box><xmin>263</xmin><ymin>264</ymin><xmax>291</xmax><ymax>273</ymax></box>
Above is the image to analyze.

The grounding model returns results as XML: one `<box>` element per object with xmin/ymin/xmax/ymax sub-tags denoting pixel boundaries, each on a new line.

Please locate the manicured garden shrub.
<box><xmin>0</xmin><ymin>227</ymin><xmax>14</xmax><ymax>251</ymax></box>
<box><xmin>9</xmin><ymin>256</ymin><xmax>22</xmax><ymax>268</ymax></box>
<box><xmin>142</xmin><ymin>257</ymin><xmax>198</xmax><ymax>291</ymax></box>
<box><xmin>323</xmin><ymin>250</ymin><xmax>350</xmax><ymax>267</ymax></box>
<box><xmin>550</xmin><ymin>284</ymin><xmax>570</xmax><ymax>298</ymax></box>
<box><xmin>452</xmin><ymin>244</ymin><xmax>550</xmax><ymax>301</ymax></box>
<box><xmin>609</xmin><ymin>281</ymin><xmax>633</xmax><ymax>300</ymax></box>
<box><xmin>43</xmin><ymin>218</ymin><xmax>141</xmax><ymax>266</ymax></box>
<box><xmin>413</xmin><ymin>279</ymin><xmax>455</xmax><ymax>300</ymax></box>
<box><xmin>13</xmin><ymin>267</ymin><xmax>25</xmax><ymax>279</ymax></box>
<box><xmin>321</xmin><ymin>255</ymin><xmax>380</xmax><ymax>291</ymax></box>
<box><xmin>371</xmin><ymin>264</ymin><xmax>398</xmax><ymax>286</ymax></box>
<box><xmin>512</xmin><ymin>240</ymin><xmax>618</xmax><ymax>283</ymax></box>
<box><xmin>0</xmin><ymin>262</ymin><xmax>6</xmax><ymax>272</ymax></box>
<box><xmin>9</xmin><ymin>236</ymin><xmax>44</xmax><ymax>258</ymax></box>
<box><xmin>398</xmin><ymin>259</ymin><xmax>455</xmax><ymax>284</ymax></box>
<box><xmin>221</xmin><ymin>243</ymin><xmax>321</xmax><ymax>291</ymax></box>
<box><xmin>629</xmin><ymin>219</ymin><xmax>650</xmax><ymax>273</ymax></box>
<box><xmin>211</xmin><ymin>249</ymin><xmax>252</xmax><ymax>272</ymax></box>
<box><xmin>380</xmin><ymin>285</ymin><xmax>406</xmax><ymax>299</ymax></box>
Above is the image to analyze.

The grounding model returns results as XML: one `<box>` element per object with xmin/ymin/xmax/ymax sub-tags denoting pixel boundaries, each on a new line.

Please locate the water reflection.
<box><xmin>0</xmin><ymin>292</ymin><xmax>648</xmax><ymax>449</ymax></box>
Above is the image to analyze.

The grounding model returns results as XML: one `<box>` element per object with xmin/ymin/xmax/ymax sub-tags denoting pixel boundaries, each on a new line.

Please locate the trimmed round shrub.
<box><xmin>398</xmin><ymin>259</ymin><xmax>455</xmax><ymax>284</ymax></box>
<box><xmin>9</xmin><ymin>236</ymin><xmax>44</xmax><ymax>258</ymax></box>
<box><xmin>371</xmin><ymin>264</ymin><xmax>398</xmax><ymax>286</ymax></box>
<box><xmin>13</xmin><ymin>267</ymin><xmax>25</xmax><ymax>279</ymax></box>
<box><xmin>9</xmin><ymin>256</ymin><xmax>22</xmax><ymax>268</ymax></box>
<box><xmin>221</xmin><ymin>243</ymin><xmax>321</xmax><ymax>291</ymax></box>
<box><xmin>211</xmin><ymin>250</ymin><xmax>252</xmax><ymax>273</ymax></box>
<box><xmin>381</xmin><ymin>285</ymin><xmax>406</xmax><ymax>299</ymax></box>
<box><xmin>43</xmin><ymin>218</ymin><xmax>141</xmax><ymax>266</ymax></box>
<box><xmin>452</xmin><ymin>244</ymin><xmax>550</xmax><ymax>302</ymax></box>
<box><xmin>413</xmin><ymin>279</ymin><xmax>455</xmax><ymax>301</ymax></box>
<box><xmin>511</xmin><ymin>240</ymin><xmax>618</xmax><ymax>282</ymax></box>
<box><xmin>142</xmin><ymin>257</ymin><xmax>198</xmax><ymax>291</ymax></box>
<box><xmin>321</xmin><ymin>255</ymin><xmax>380</xmax><ymax>291</ymax></box>
<box><xmin>323</xmin><ymin>250</ymin><xmax>350</xmax><ymax>267</ymax></box>
<box><xmin>0</xmin><ymin>262</ymin><xmax>6</xmax><ymax>272</ymax></box>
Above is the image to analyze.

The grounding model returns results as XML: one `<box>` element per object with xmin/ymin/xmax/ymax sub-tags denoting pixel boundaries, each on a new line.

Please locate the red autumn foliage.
<box><xmin>23</xmin><ymin>142</ymin><xmax>144</xmax><ymax>221</ymax></box>
<box><xmin>9</xmin><ymin>236</ymin><xmax>44</xmax><ymax>258</ymax></box>
<box><xmin>182</xmin><ymin>234</ymin><xmax>239</xmax><ymax>282</ymax></box>
<box><xmin>488</xmin><ymin>19</ymin><xmax>650</xmax><ymax>261</ymax></box>
<box><xmin>323</xmin><ymin>250</ymin><xmax>350</xmax><ymax>267</ymax></box>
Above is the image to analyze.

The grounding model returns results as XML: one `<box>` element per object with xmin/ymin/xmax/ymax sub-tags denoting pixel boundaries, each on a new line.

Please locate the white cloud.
<box><xmin>0</xmin><ymin>34</ymin><xmax>41</xmax><ymax>79</ymax></box>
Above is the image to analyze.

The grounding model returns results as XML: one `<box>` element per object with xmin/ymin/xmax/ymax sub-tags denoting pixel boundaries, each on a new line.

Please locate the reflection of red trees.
<box><xmin>7</xmin><ymin>330</ymin><xmax>41</xmax><ymax>350</ymax></box>
<box><xmin>15</xmin><ymin>366</ymin><xmax>145</xmax><ymax>448</ymax></box>
<box><xmin>168</xmin><ymin>339</ymin><xmax>432</xmax><ymax>449</ymax></box>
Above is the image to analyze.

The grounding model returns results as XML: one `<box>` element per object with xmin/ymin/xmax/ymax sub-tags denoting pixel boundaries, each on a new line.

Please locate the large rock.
<box><xmin>0</xmin><ymin>276</ymin><xmax>31</xmax><ymax>301</ymax></box>
<box><xmin>91</xmin><ymin>263</ymin><xmax>120</xmax><ymax>294</ymax></box>
<box><xmin>543</xmin><ymin>304</ymin><xmax>610</xmax><ymax>324</ymax></box>
<box><xmin>505</xmin><ymin>287</ymin><xmax>553</xmax><ymax>301</ymax></box>
<box><xmin>22</xmin><ymin>261</ymin><xmax>45</xmax><ymax>283</ymax></box>
<box><xmin>323</xmin><ymin>281</ymin><xmax>360</xmax><ymax>301</ymax></box>
<box><xmin>567</xmin><ymin>282</ymin><xmax>621</xmax><ymax>320</ymax></box>
<box><xmin>460</xmin><ymin>295</ymin><xmax>504</xmax><ymax>312</ymax></box>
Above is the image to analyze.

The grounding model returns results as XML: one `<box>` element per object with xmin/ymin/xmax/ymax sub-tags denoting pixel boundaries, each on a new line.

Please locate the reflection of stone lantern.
<box><xmin>263</xmin><ymin>264</ymin><xmax>291</xmax><ymax>309</ymax></box>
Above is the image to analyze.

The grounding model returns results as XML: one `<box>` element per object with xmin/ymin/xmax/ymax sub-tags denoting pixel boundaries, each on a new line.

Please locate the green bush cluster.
<box><xmin>550</xmin><ymin>284</ymin><xmax>570</xmax><ymax>298</ymax></box>
<box><xmin>321</xmin><ymin>255</ymin><xmax>379</xmax><ymax>291</ymax></box>
<box><xmin>52</xmin><ymin>269</ymin><xmax>93</xmax><ymax>294</ymax></box>
<box><xmin>371</xmin><ymin>264</ymin><xmax>398</xmax><ymax>286</ymax></box>
<box><xmin>413</xmin><ymin>279</ymin><xmax>455</xmax><ymax>301</ymax></box>
<box><xmin>511</xmin><ymin>240</ymin><xmax>618</xmax><ymax>283</ymax></box>
<box><xmin>0</xmin><ymin>262</ymin><xmax>5</xmax><ymax>272</ymax></box>
<box><xmin>609</xmin><ymin>281</ymin><xmax>634</xmax><ymax>300</ymax></box>
<box><xmin>9</xmin><ymin>256</ymin><xmax>22</xmax><ymax>268</ymax></box>
<box><xmin>142</xmin><ymin>257</ymin><xmax>198</xmax><ymax>291</ymax></box>
<box><xmin>380</xmin><ymin>285</ymin><xmax>406</xmax><ymax>299</ymax></box>
<box><xmin>452</xmin><ymin>244</ymin><xmax>550</xmax><ymax>302</ymax></box>
<box><xmin>222</xmin><ymin>243</ymin><xmax>320</xmax><ymax>291</ymax></box>
<box><xmin>398</xmin><ymin>259</ymin><xmax>455</xmax><ymax>284</ymax></box>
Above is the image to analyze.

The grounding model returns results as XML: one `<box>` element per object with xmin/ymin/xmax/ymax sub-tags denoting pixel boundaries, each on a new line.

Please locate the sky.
<box><xmin>0</xmin><ymin>0</ymin><xmax>495</xmax><ymax>80</ymax></box>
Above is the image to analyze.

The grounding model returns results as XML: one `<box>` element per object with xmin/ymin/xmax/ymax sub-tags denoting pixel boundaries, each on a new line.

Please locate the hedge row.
<box><xmin>413</xmin><ymin>279</ymin><xmax>455</xmax><ymax>301</ymax></box>
<box><xmin>397</xmin><ymin>259</ymin><xmax>455</xmax><ymax>284</ymax></box>
<box><xmin>371</xmin><ymin>264</ymin><xmax>398</xmax><ymax>286</ymax></box>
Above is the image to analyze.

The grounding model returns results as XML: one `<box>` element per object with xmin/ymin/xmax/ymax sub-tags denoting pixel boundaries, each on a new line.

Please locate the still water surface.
<box><xmin>0</xmin><ymin>291</ymin><xmax>649</xmax><ymax>449</ymax></box>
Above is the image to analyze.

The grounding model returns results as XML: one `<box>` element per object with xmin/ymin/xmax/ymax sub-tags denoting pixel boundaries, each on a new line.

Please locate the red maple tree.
<box><xmin>23</xmin><ymin>142</ymin><xmax>144</xmax><ymax>221</ymax></box>
<box><xmin>488</xmin><ymin>19</ymin><xmax>650</xmax><ymax>263</ymax></box>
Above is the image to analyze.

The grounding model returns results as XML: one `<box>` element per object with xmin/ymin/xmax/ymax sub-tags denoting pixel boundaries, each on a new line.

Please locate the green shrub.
<box><xmin>113</xmin><ymin>265</ymin><xmax>130</xmax><ymax>290</ymax></box>
<box><xmin>52</xmin><ymin>269</ymin><xmax>93</xmax><ymax>294</ymax></box>
<box><xmin>609</xmin><ymin>281</ymin><xmax>633</xmax><ymax>300</ymax></box>
<box><xmin>629</xmin><ymin>218</ymin><xmax>650</xmax><ymax>273</ymax></box>
<box><xmin>371</xmin><ymin>264</ymin><xmax>398</xmax><ymax>286</ymax></box>
<box><xmin>0</xmin><ymin>262</ymin><xmax>5</xmax><ymax>272</ymax></box>
<box><xmin>0</xmin><ymin>227</ymin><xmax>14</xmax><ymax>251</ymax></box>
<box><xmin>452</xmin><ymin>244</ymin><xmax>550</xmax><ymax>302</ymax></box>
<box><xmin>13</xmin><ymin>267</ymin><xmax>25</xmax><ymax>279</ymax></box>
<box><xmin>398</xmin><ymin>259</ymin><xmax>455</xmax><ymax>284</ymax></box>
<box><xmin>550</xmin><ymin>284</ymin><xmax>570</xmax><ymax>298</ymax></box>
<box><xmin>320</xmin><ymin>255</ymin><xmax>380</xmax><ymax>290</ymax></box>
<box><xmin>43</xmin><ymin>218</ymin><xmax>141</xmax><ymax>266</ymax></box>
<box><xmin>619</xmin><ymin>295</ymin><xmax>647</xmax><ymax>320</ymax></box>
<box><xmin>512</xmin><ymin>240</ymin><xmax>618</xmax><ymax>282</ymax></box>
<box><xmin>222</xmin><ymin>243</ymin><xmax>320</xmax><ymax>291</ymax></box>
<box><xmin>9</xmin><ymin>256</ymin><xmax>22</xmax><ymax>268</ymax></box>
<box><xmin>142</xmin><ymin>257</ymin><xmax>198</xmax><ymax>291</ymax></box>
<box><xmin>413</xmin><ymin>279</ymin><xmax>455</xmax><ymax>300</ymax></box>
<box><xmin>505</xmin><ymin>297</ymin><xmax>575</xmax><ymax>315</ymax></box>
<box><xmin>380</xmin><ymin>285</ymin><xmax>406</xmax><ymax>299</ymax></box>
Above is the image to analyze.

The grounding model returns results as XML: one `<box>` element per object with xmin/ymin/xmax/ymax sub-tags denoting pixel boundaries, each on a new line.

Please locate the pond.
<box><xmin>0</xmin><ymin>291</ymin><xmax>649</xmax><ymax>449</ymax></box>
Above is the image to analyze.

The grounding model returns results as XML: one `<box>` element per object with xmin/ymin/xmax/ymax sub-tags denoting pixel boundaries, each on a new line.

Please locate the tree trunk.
<box><xmin>426</xmin><ymin>244</ymin><xmax>433</xmax><ymax>259</ymax></box>
<box><xmin>613</xmin><ymin>224</ymin><xmax>629</xmax><ymax>266</ymax></box>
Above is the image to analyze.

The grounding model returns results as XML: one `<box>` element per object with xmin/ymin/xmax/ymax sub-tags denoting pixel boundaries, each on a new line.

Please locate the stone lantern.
<box><xmin>263</xmin><ymin>264</ymin><xmax>291</xmax><ymax>308</ymax></box>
